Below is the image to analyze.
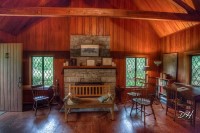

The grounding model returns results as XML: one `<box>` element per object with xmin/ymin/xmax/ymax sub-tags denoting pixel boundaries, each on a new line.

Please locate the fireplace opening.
<box><xmin>75</xmin><ymin>82</ymin><xmax>104</xmax><ymax>85</ymax></box>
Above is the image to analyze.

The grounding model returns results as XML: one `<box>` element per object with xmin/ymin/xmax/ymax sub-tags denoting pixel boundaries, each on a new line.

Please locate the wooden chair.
<box><xmin>31</xmin><ymin>85</ymin><xmax>51</xmax><ymax>116</ymax></box>
<box><xmin>164</xmin><ymin>84</ymin><xmax>193</xmax><ymax>122</ymax></box>
<box><xmin>49</xmin><ymin>84</ymin><xmax>61</xmax><ymax>105</ymax></box>
<box><xmin>124</xmin><ymin>78</ymin><xmax>146</xmax><ymax>111</ymax></box>
<box><xmin>130</xmin><ymin>82</ymin><xmax>156</xmax><ymax>125</ymax></box>
<box><xmin>124</xmin><ymin>88</ymin><xmax>141</xmax><ymax>111</ymax></box>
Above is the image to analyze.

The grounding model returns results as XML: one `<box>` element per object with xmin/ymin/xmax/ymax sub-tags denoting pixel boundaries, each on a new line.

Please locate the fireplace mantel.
<box><xmin>63</xmin><ymin>66</ymin><xmax>116</xmax><ymax>69</ymax></box>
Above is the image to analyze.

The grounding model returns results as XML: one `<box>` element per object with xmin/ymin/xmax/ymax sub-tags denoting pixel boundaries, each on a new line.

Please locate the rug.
<box><xmin>59</xmin><ymin>104</ymin><xmax>118</xmax><ymax>113</ymax></box>
<box><xmin>0</xmin><ymin>111</ymin><xmax>6</xmax><ymax>116</ymax></box>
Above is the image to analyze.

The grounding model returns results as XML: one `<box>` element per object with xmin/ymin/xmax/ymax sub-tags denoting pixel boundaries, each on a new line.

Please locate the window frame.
<box><xmin>190</xmin><ymin>55</ymin><xmax>200</xmax><ymax>86</ymax></box>
<box><xmin>125</xmin><ymin>56</ymin><xmax>147</xmax><ymax>87</ymax></box>
<box><xmin>31</xmin><ymin>56</ymin><xmax>54</xmax><ymax>86</ymax></box>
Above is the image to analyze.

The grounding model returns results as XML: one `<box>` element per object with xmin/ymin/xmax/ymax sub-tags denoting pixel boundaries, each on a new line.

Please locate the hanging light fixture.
<box><xmin>154</xmin><ymin>61</ymin><xmax>162</xmax><ymax>67</ymax></box>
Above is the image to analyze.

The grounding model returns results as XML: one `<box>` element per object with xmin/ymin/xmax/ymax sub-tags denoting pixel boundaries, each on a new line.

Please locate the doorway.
<box><xmin>0</xmin><ymin>43</ymin><xmax>22</xmax><ymax>111</ymax></box>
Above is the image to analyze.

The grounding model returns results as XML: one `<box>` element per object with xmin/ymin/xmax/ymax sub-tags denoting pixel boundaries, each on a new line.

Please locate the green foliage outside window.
<box><xmin>126</xmin><ymin>57</ymin><xmax>146</xmax><ymax>87</ymax></box>
<box><xmin>32</xmin><ymin>57</ymin><xmax>54</xmax><ymax>86</ymax></box>
<box><xmin>191</xmin><ymin>55</ymin><xmax>200</xmax><ymax>86</ymax></box>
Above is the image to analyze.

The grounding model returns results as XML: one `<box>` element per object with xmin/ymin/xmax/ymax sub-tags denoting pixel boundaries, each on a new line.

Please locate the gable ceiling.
<box><xmin>134</xmin><ymin>0</ymin><xmax>199</xmax><ymax>37</ymax></box>
<box><xmin>0</xmin><ymin>0</ymin><xmax>199</xmax><ymax>37</ymax></box>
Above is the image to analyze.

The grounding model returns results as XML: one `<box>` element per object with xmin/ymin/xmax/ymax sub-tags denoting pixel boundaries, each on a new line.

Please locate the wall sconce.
<box><xmin>143</xmin><ymin>66</ymin><xmax>151</xmax><ymax>72</ymax></box>
<box><xmin>143</xmin><ymin>66</ymin><xmax>151</xmax><ymax>82</ymax></box>
<box><xmin>154</xmin><ymin>61</ymin><xmax>162</xmax><ymax>67</ymax></box>
<box><xmin>154</xmin><ymin>61</ymin><xmax>162</xmax><ymax>73</ymax></box>
<box><xmin>5</xmin><ymin>53</ymin><xmax>9</xmax><ymax>58</ymax></box>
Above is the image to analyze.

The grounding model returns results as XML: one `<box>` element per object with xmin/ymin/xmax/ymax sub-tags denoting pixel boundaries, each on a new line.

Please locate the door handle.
<box><xmin>18</xmin><ymin>77</ymin><xmax>22</xmax><ymax>88</ymax></box>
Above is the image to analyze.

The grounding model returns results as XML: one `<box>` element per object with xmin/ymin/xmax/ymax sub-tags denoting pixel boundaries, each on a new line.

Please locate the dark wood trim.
<box><xmin>172</xmin><ymin>0</ymin><xmax>196</xmax><ymax>13</ymax></box>
<box><xmin>0</xmin><ymin>7</ymin><xmax>200</xmax><ymax>21</ymax></box>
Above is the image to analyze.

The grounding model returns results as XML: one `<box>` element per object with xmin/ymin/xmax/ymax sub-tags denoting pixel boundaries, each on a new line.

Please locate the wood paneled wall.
<box><xmin>161</xmin><ymin>24</ymin><xmax>200</xmax><ymax>83</ymax></box>
<box><xmin>13</xmin><ymin>16</ymin><xmax>160</xmax><ymax>98</ymax></box>
<box><xmin>0</xmin><ymin>0</ymin><xmax>159</xmax><ymax>99</ymax></box>
<box><xmin>161</xmin><ymin>24</ymin><xmax>200</xmax><ymax>119</ymax></box>
<box><xmin>9</xmin><ymin>16</ymin><xmax>160</xmax><ymax>98</ymax></box>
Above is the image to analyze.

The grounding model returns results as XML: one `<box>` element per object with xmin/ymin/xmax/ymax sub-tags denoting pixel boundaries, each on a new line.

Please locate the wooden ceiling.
<box><xmin>0</xmin><ymin>0</ymin><xmax>199</xmax><ymax>37</ymax></box>
<box><xmin>134</xmin><ymin>0</ymin><xmax>199</xmax><ymax>37</ymax></box>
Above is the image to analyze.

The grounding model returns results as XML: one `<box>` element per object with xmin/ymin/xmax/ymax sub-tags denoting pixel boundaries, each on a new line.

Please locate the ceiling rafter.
<box><xmin>172</xmin><ymin>0</ymin><xmax>196</xmax><ymax>13</ymax></box>
<box><xmin>0</xmin><ymin>7</ymin><xmax>200</xmax><ymax>22</ymax></box>
<box><xmin>192</xmin><ymin>0</ymin><xmax>200</xmax><ymax>11</ymax></box>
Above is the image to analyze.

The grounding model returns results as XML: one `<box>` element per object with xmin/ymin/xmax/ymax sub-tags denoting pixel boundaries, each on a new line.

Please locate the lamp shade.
<box><xmin>154</xmin><ymin>61</ymin><xmax>162</xmax><ymax>66</ymax></box>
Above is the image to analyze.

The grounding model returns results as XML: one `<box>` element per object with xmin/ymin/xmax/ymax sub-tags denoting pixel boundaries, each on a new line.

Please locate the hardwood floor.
<box><xmin>0</xmin><ymin>104</ymin><xmax>199</xmax><ymax>133</ymax></box>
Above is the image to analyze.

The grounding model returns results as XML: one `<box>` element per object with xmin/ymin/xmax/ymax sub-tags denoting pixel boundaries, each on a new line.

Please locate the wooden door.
<box><xmin>0</xmin><ymin>43</ymin><xmax>22</xmax><ymax>111</ymax></box>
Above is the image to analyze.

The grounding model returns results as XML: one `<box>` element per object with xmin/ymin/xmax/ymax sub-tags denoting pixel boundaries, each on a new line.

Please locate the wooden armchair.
<box><xmin>31</xmin><ymin>85</ymin><xmax>51</xmax><ymax>115</ymax></box>
<box><xmin>130</xmin><ymin>82</ymin><xmax>156</xmax><ymax>125</ymax></box>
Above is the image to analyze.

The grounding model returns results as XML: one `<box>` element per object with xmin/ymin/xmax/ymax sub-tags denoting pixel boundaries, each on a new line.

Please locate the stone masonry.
<box><xmin>64</xmin><ymin>68</ymin><xmax>116</xmax><ymax>96</ymax></box>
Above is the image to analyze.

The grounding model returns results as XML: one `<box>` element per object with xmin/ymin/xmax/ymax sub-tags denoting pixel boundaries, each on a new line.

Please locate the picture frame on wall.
<box><xmin>163</xmin><ymin>53</ymin><xmax>178</xmax><ymax>80</ymax></box>
<box><xmin>86</xmin><ymin>59</ymin><xmax>95</xmax><ymax>66</ymax></box>
<box><xmin>102</xmin><ymin>58</ymin><xmax>112</xmax><ymax>66</ymax></box>
<box><xmin>81</xmin><ymin>45</ymin><xmax>99</xmax><ymax>57</ymax></box>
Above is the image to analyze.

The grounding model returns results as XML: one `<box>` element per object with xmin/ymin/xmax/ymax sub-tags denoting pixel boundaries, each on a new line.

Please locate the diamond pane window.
<box><xmin>32</xmin><ymin>57</ymin><xmax>54</xmax><ymax>86</ymax></box>
<box><xmin>126</xmin><ymin>57</ymin><xmax>146</xmax><ymax>87</ymax></box>
<box><xmin>191</xmin><ymin>55</ymin><xmax>200</xmax><ymax>86</ymax></box>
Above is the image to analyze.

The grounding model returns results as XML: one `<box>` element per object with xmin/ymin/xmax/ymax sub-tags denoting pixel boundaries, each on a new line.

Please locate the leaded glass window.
<box><xmin>32</xmin><ymin>57</ymin><xmax>54</xmax><ymax>86</ymax></box>
<box><xmin>191</xmin><ymin>55</ymin><xmax>200</xmax><ymax>86</ymax></box>
<box><xmin>126</xmin><ymin>57</ymin><xmax>146</xmax><ymax>87</ymax></box>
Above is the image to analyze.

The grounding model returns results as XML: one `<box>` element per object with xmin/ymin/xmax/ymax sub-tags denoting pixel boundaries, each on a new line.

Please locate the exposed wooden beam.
<box><xmin>0</xmin><ymin>7</ymin><xmax>200</xmax><ymax>22</ymax></box>
<box><xmin>172</xmin><ymin>0</ymin><xmax>196</xmax><ymax>13</ymax></box>
<box><xmin>192</xmin><ymin>0</ymin><xmax>200</xmax><ymax>11</ymax></box>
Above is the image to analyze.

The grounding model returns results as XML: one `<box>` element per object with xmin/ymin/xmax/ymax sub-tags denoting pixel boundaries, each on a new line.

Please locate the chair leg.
<box><xmin>124</xmin><ymin>94</ymin><xmax>130</xmax><ymax>111</ymax></box>
<box><xmin>47</xmin><ymin>100</ymin><xmax>51</xmax><ymax>113</ymax></box>
<box><xmin>151</xmin><ymin>105</ymin><xmax>156</xmax><ymax>120</ymax></box>
<box><xmin>166</xmin><ymin>101</ymin><xmax>169</xmax><ymax>115</ymax></box>
<box><xmin>33</xmin><ymin>101</ymin><xmax>36</xmax><ymax>111</ymax></box>
<box><xmin>130</xmin><ymin>100</ymin><xmax>135</xmax><ymax>116</ymax></box>
<box><xmin>136</xmin><ymin>102</ymin><xmax>138</xmax><ymax>114</ymax></box>
<box><xmin>174</xmin><ymin>104</ymin><xmax>177</xmax><ymax>121</ymax></box>
<box><xmin>141</xmin><ymin>105</ymin><xmax>143</xmax><ymax>119</ymax></box>
<box><xmin>143</xmin><ymin>106</ymin><xmax>145</xmax><ymax>125</ymax></box>
<box><xmin>35</xmin><ymin>102</ymin><xmax>38</xmax><ymax>116</ymax></box>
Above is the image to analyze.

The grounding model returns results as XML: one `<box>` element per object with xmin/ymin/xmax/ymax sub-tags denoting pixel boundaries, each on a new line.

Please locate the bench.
<box><xmin>64</xmin><ymin>84</ymin><xmax>115</xmax><ymax>122</ymax></box>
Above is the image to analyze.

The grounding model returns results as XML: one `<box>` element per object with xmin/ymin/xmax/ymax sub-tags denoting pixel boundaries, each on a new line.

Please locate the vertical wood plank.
<box><xmin>10</xmin><ymin>43</ymin><xmax>15</xmax><ymax>111</ymax></box>
<box><xmin>0</xmin><ymin>44</ymin><xmax>5</xmax><ymax>110</ymax></box>
<box><xmin>0</xmin><ymin>43</ymin><xmax>22</xmax><ymax>111</ymax></box>
<box><xmin>84</xmin><ymin>17</ymin><xmax>90</xmax><ymax>35</ymax></box>
<box><xmin>4</xmin><ymin>44</ymin><xmax>9</xmax><ymax>111</ymax></box>
<box><xmin>17</xmin><ymin>43</ymin><xmax>22</xmax><ymax>111</ymax></box>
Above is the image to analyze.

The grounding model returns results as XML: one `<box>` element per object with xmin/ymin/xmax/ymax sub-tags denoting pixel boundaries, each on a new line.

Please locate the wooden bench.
<box><xmin>64</xmin><ymin>84</ymin><xmax>115</xmax><ymax>122</ymax></box>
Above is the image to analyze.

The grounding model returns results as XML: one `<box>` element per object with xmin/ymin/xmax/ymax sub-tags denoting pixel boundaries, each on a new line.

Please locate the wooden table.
<box><xmin>173</xmin><ymin>83</ymin><xmax>200</xmax><ymax>126</ymax></box>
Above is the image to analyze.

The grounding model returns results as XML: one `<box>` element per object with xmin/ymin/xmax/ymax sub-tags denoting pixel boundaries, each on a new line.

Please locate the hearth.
<box><xmin>75</xmin><ymin>82</ymin><xmax>104</xmax><ymax>85</ymax></box>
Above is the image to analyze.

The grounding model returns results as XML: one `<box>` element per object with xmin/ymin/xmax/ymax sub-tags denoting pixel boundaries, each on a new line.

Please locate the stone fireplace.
<box><xmin>63</xmin><ymin>35</ymin><xmax>116</xmax><ymax>96</ymax></box>
<box><xmin>64</xmin><ymin>67</ymin><xmax>116</xmax><ymax>96</ymax></box>
<box><xmin>70</xmin><ymin>35</ymin><xmax>110</xmax><ymax>66</ymax></box>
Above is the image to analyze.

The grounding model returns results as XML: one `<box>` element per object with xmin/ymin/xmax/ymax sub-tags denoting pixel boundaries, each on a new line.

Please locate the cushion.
<box><xmin>98</xmin><ymin>93</ymin><xmax>114</xmax><ymax>103</ymax></box>
<box><xmin>98</xmin><ymin>95</ymin><xmax>109</xmax><ymax>103</ymax></box>
<box><xmin>63</xmin><ymin>93</ymin><xmax>80</xmax><ymax>105</ymax></box>
<box><xmin>65</xmin><ymin>97</ymin><xmax>80</xmax><ymax>105</ymax></box>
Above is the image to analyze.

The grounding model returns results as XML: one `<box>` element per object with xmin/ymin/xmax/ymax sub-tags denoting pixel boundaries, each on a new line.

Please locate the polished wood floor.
<box><xmin>0</xmin><ymin>103</ymin><xmax>199</xmax><ymax>133</ymax></box>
